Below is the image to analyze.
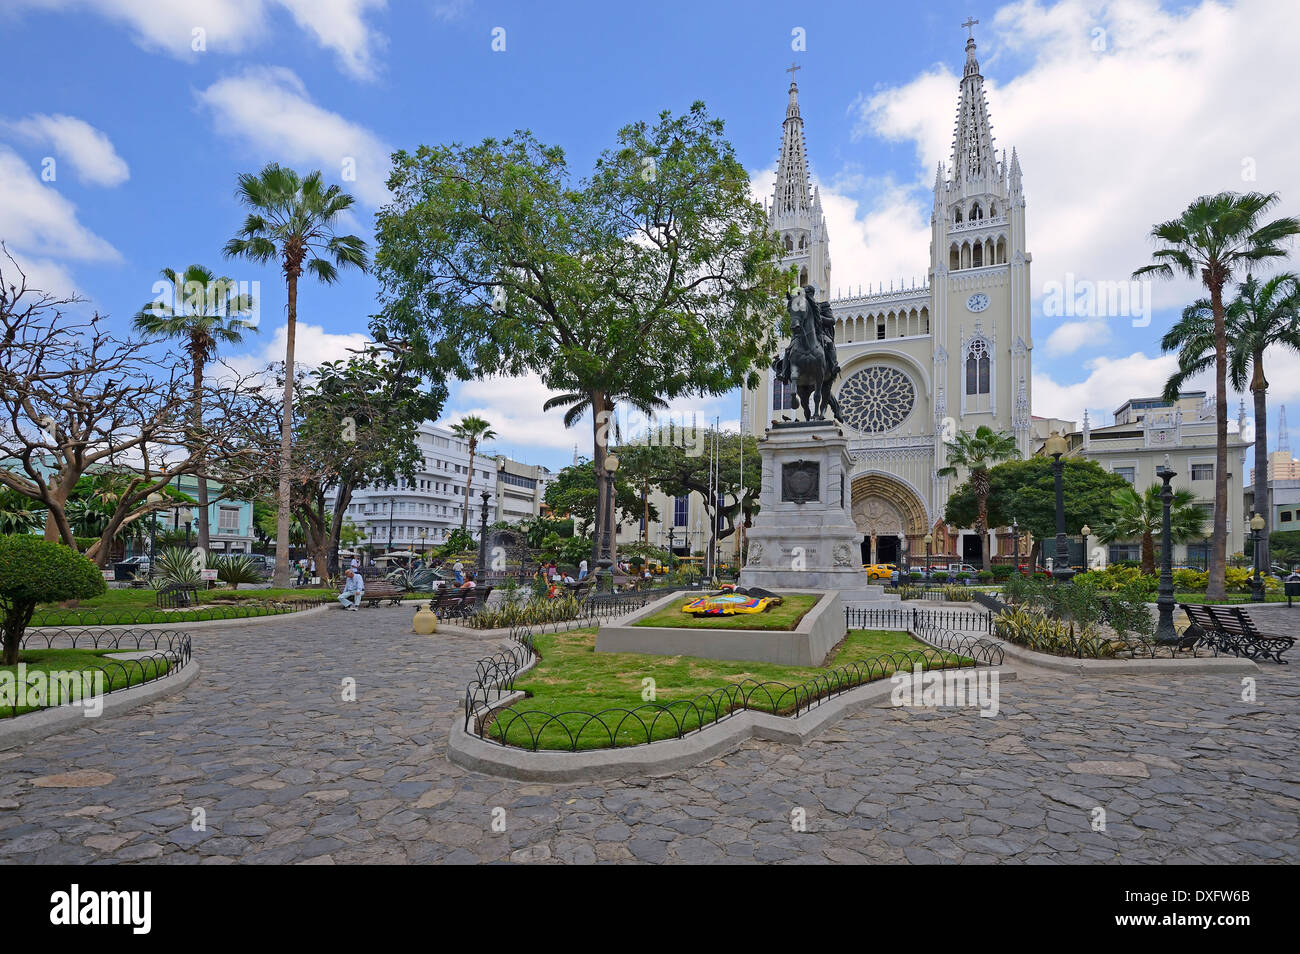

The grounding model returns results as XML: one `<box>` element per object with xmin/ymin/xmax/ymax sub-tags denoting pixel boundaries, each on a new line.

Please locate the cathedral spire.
<box><xmin>950</xmin><ymin>23</ymin><xmax>997</xmax><ymax>187</ymax></box>
<box><xmin>772</xmin><ymin>63</ymin><xmax>811</xmax><ymax>219</ymax></box>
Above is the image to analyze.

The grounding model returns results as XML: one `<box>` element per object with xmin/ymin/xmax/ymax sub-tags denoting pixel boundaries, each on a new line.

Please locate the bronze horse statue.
<box><xmin>774</xmin><ymin>286</ymin><xmax>844</xmax><ymax>422</ymax></box>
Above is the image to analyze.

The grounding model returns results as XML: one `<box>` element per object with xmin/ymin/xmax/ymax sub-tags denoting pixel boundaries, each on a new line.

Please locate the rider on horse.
<box><xmin>774</xmin><ymin>285</ymin><xmax>842</xmax><ymax>420</ymax></box>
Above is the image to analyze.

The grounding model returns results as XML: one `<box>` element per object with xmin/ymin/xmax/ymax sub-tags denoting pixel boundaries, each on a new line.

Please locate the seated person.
<box><xmin>338</xmin><ymin>569</ymin><xmax>365</xmax><ymax>610</ymax></box>
<box><xmin>459</xmin><ymin>574</ymin><xmax>477</xmax><ymax>590</ymax></box>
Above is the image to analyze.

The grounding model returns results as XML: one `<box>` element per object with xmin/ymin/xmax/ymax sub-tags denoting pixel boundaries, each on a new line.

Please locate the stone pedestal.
<box><xmin>738</xmin><ymin>421</ymin><xmax>891</xmax><ymax>602</ymax></box>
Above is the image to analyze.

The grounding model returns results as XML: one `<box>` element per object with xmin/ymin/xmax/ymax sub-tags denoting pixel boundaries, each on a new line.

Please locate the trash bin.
<box><xmin>113</xmin><ymin>562</ymin><xmax>134</xmax><ymax>581</ymax></box>
<box><xmin>1285</xmin><ymin>579</ymin><xmax>1300</xmax><ymax>607</ymax></box>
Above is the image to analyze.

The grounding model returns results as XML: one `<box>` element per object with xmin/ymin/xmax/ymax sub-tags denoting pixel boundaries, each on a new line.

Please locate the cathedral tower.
<box><xmin>768</xmin><ymin>65</ymin><xmax>830</xmax><ymax>296</ymax></box>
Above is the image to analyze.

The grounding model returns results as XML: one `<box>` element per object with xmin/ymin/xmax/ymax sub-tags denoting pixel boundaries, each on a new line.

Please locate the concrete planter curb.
<box><xmin>448</xmin><ymin>659</ymin><xmax>1017</xmax><ymax>782</ymax></box>
<box><xmin>992</xmin><ymin>638</ymin><xmax>1259</xmax><ymax>675</ymax></box>
<box><xmin>0</xmin><ymin>661</ymin><xmax>201</xmax><ymax>751</ymax></box>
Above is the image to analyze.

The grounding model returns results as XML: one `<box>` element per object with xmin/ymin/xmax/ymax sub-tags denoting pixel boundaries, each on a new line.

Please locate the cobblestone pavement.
<box><xmin>0</xmin><ymin>605</ymin><xmax>1296</xmax><ymax>864</ymax></box>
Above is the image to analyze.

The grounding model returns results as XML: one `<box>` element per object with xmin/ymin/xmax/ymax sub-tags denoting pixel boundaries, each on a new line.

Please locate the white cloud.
<box><xmin>222</xmin><ymin>320</ymin><xmax>372</xmax><ymax>381</ymax></box>
<box><xmin>1042</xmin><ymin>318</ymin><xmax>1112</xmax><ymax>356</ymax></box>
<box><xmin>10</xmin><ymin>0</ymin><xmax>386</xmax><ymax>79</ymax></box>
<box><xmin>0</xmin><ymin>146</ymin><xmax>120</xmax><ymax>262</ymax></box>
<box><xmin>196</xmin><ymin>67</ymin><xmax>392</xmax><ymax>207</ymax></box>
<box><xmin>3</xmin><ymin>114</ymin><xmax>129</xmax><ymax>186</ymax></box>
<box><xmin>1033</xmin><ymin>350</ymin><xmax>1180</xmax><ymax>423</ymax></box>
<box><xmin>851</xmin><ymin>0</ymin><xmax>1300</xmax><ymax>313</ymax></box>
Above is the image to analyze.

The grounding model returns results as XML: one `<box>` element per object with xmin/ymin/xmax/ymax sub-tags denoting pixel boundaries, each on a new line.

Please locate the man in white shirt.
<box><xmin>339</xmin><ymin>569</ymin><xmax>365</xmax><ymax>611</ymax></box>
<box><xmin>578</xmin><ymin>559</ymin><xmax>588</xmax><ymax>581</ymax></box>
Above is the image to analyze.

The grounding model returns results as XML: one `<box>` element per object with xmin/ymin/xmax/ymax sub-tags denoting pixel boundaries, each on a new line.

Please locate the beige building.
<box><xmin>743</xmin><ymin>29</ymin><xmax>1032</xmax><ymax>568</ymax></box>
<box><xmin>494</xmin><ymin>457</ymin><xmax>552</xmax><ymax>524</ymax></box>
<box><xmin>1251</xmin><ymin>449</ymin><xmax>1300</xmax><ymax>484</ymax></box>
<box><xmin>1053</xmin><ymin>391</ymin><xmax>1249</xmax><ymax>565</ymax></box>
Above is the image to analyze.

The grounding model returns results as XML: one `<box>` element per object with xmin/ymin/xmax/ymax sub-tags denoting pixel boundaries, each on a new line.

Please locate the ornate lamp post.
<box><xmin>1045</xmin><ymin>430</ymin><xmax>1074</xmax><ymax>582</ymax></box>
<box><xmin>600</xmin><ymin>454</ymin><xmax>620</xmax><ymax>591</ymax></box>
<box><xmin>1080</xmin><ymin>524</ymin><xmax>1091</xmax><ymax>573</ymax></box>
<box><xmin>1154</xmin><ymin>463</ymin><xmax>1179</xmax><ymax>644</ymax></box>
<box><xmin>667</xmin><ymin>526</ymin><xmax>676</xmax><ymax>560</ymax></box>
<box><xmin>1250</xmin><ymin>511</ymin><xmax>1266</xmax><ymax>603</ymax></box>
<box><xmin>477</xmin><ymin>489</ymin><xmax>491</xmax><ymax>578</ymax></box>
<box><xmin>923</xmin><ymin>533</ymin><xmax>933</xmax><ymax>578</ymax></box>
<box><xmin>1011</xmin><ymin>518</ymin><xmax>1020</xmax><ymax>572</ymax></box>
<box><xmin>147</xmin><ymin>491</ymin><xmax>165</xmax><ymax>574</ymax></box>
<box><xmin>419</xmin><ymin>526</ymin><xmax>428</xmax><ymax>563</ymax></box>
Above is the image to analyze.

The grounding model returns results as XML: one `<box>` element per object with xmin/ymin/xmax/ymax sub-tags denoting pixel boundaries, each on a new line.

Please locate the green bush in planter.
<box><xmin>933</xmin><ymin>571</ymin><xmax>949</xmax><ymax>583</ymax></box>
<box><xmin>909</xmin><ymin>571</ymin><xmax>922</xmax><ymax>582</ymax></box>
<box><xmin>977</xmin><ymin>570</ymin><xmax>994</xmax><ymax>583</ymax></box>
<box><xmin>1173</xmin><ymin>567</ymin><xmax>1208</xmax><ymax>591</ymax></box>
<box><xmin>0</xmin><ymin>535</ymin><xmax>106</xmax><ymax>664</ymax></box>
<box><xmin>991</xmin><ymin>565</ymin><xmax>1013</xmax><ymax>580</ymax></box>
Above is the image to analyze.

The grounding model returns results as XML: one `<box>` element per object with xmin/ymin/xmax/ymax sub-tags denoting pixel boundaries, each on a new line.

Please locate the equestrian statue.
<box><xmin>773</xmin><ymin>284</ymin><xmax>844</xmax><ymax>423</ymax></box>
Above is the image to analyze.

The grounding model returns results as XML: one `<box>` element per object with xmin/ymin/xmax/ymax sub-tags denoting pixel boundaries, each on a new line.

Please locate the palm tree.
<box><xmin>541</xmin><ymin>389</ymin><xmax>669</xmax><ymax>567</ymax></box>
<box><xmin>1135</xmin><ymin>191</ymin><xmax>1300</xmax><ymax>598</ymax></box>
<box><xmin>133</xmin><ymin>264</ymin><xmax>256</xmax><ymax>552</ymax></box>
<box><xmin>224</xmin><ymin>164</ymin><xmax>368</xmax><ymax>586</ymax></box>
<box><xmin>1161</xmin><ymin>272</ymin><xmax>1300</xmax><ymax>575</ymax></box>
<box><xmin>937</xmin><ymin>425</ymin><xmax>1020</xmax><ymax>571</ymax></box>
<box><xmin>1097</xmin><ymin>484</ymin><xmax>1206</xmax><ymax>576</ymax></box>
<box><xmin>0</xmin><ymin>488</ymin><xmax>43</xmax><ymax>535</ymax></box>
<box><xmin>449</xmin><ymin>415</ymin><xmax>497</xmax><ymax>532</ymax></box>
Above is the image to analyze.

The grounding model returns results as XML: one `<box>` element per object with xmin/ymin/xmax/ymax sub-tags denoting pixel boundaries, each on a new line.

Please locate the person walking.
<box><xmin>338</xmin><ymin>569</ymin><xmax>365</xmax><ymax>611</ymax></box>
<box><xmin>578</xmin><ymin>558</ymin><xmax>588</xmax><ymax>581</ymax></box>
<box><xmin>453</xmin><ymin>560</ymin><xmax>464</xmax><ymax>584</ymax></box>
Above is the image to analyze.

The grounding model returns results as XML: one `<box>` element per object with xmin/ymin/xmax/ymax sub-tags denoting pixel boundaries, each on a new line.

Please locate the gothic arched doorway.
<box><xmin>850</xmin><ymin>473</ymin><xmax>929</xmax><ymax>567</ymax></box>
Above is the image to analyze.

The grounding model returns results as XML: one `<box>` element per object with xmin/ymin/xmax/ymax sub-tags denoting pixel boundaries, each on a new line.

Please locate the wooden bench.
<box><xmin>338</xmin><ymin>580</ymin><xmax>406</xmax><ymax>608</ymax></box>
<box><xmin>1179</xmin><ymin>603</ymin><xmax>1294</xmax><ymax>664</ymax></box>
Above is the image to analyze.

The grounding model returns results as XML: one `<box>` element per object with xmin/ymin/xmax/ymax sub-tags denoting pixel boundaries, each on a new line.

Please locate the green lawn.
<box><xmin>484</xmin><ymin>627</ymin><xmax>971</xmax><ymax>751</ymax></box>
<box><xmin>632</xmin><ymin>592</ymin><xmax>821</xmax><ymax>631</ymax></box>
<box><xmin>1166</xmin><ymin>592</ymin><xmax>1289</xmax><ymax>605</ymax></box>
<box><xmin>29</xmin><ymin>586</ymin><xmax>335</xmax><ymax>627</ymax></box>
<box><xmin>1</xmin><ymin>648</ymin><xmax>172</xmax><ymax>717</ymax></box>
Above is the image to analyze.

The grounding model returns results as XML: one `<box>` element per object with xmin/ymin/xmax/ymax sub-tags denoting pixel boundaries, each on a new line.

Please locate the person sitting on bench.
<box><xmin>339</xmin><ymin>569</ymin><xmax>365</xmax><ymax>611</ymax></box>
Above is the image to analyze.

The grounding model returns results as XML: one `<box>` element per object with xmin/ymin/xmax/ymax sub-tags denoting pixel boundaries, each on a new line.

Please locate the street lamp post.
<box><xmin>419</xmin><ymin>526</ymin><xmax>428</xmax><ymax>564</ymax></box>
<box><xmin>387</xmin><ymin>496</ymin><xmax>395</xmax><ymax>554</ymax></box>
<box><xmin>667</xmin><ymin>526</ymin><xmax>676</xmax><ymax>560</ymax></box>
<box><xmin>1011</xmin><ymin>518</ymin><xmax>1020</xmax><ymax>573</ymax></box>
<box><xmin>601</xmin><ymin>455</ymin><xmax>620</xmax><ymax>591</ymax></box>
<box><xmin>477</xmin><ymin>489</ymin><xmax>491</xmax><ymax>579</ymax></box>
<box><xmin>1080</xmin><ymin>524</ymin><xmax>1091</xmax><ymax>573</ymax></box>
<box><xmin>1154</xmin><ymin>464</ymin><xmax>1179</xmax><ymax>644</ymax></box>
<box><xmin>1250</xmin><ymin>511</ymin><xmax>1266</xmax><ymax>603</ymax></box>
<box><xmin>1045</xmin><ymin>431</ymin><xmax>1074</xmax><ymax>582</ymax></box>
<box><xmin>924</xmin><ymin>533</ymin><xmax>933</xmax><ymax>578</ymax></box>
<box><xmin>146</xmin><ymin>491</ymin><xmax>165</xmax><ymax>577</ymax></box>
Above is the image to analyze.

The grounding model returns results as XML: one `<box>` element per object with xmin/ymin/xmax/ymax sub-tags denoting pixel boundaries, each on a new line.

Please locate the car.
<box><xmin>863</xmin><ymin>562</ymin><xmax>899</xmax><ymax>581</ymax></box>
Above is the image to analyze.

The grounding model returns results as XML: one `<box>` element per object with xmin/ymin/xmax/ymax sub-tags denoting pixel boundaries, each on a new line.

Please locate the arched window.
<box><xmin>996</xmin><ymin>236</ymin><xmax>1007</xmax><ymax>264</ymax></box>
<box><xmin>876</xmin><ymin>318</ymin><xmax>886</xmax><ymax>340</ymax></box>
<box><xmin>971</xmin><ymin>202</ymin><xmax>983</xmax><ymax>221</ymax></box>
<box><xmin>972</xmin><ymin>242</ymin><xmax>983</xmax><ymax>267</ymax></box>
<box><xmin>772</xmin><ymin>377</ymin><xmax>795</xmax><ymax>410</ymax></box>
<box><xmin>949</xmin><ymin>244</ymin><xmax>960</xmax><ymax>270</ymax></box>
<box><xmin>783</xmin><ymin>234</ymin><xmax>793</xmax><ymax>252</ymax></box>
<box><xmin>798</xmin><ymin>234</ymin><xmax>806</xmax><ymax>250</ymax></box>
<box><xmin>965</xmin><ymin>337</ymin><xmax>991</xmax><ymax>395</ymax></box>
<box><xmin>799</xmin><ymin>267</ymin><xmax>808</xmax><ymax>286</ymax></box>
<box><xmin>954</xmin><ymin>208</ymin><xmax>963</xmax><ymax>224</ymax></box>
<box><xmin>989</xmin><ymin>201</ymin><xmax>998</xmax><ymax>217</ymax></box>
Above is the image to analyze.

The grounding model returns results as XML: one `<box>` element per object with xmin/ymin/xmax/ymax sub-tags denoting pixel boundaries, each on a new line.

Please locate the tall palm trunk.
<box><xmin>460</xmin><ymin>438</ymin><xmax>477</xmax><ymax>532</ymax></box>
<box><xmin>190</xmin><ymin>344</ymin><xmax>210</xmax><ymax>552</ymax></box>
<box><xmin>1251</xmin><ymin>351</ymin><xmax>1269</xmax><ymax>575</ymax></box>
<box><xmin>1207</xmin><ymin>279</ymin><xmax>1229</xmax><ymax>600</ymax></box>
<box><xmin>274</xmin><ymin>268</ymin><xmax>299</xmax><ymax>588</ymax></box>
<box><xmin>1141</xmin><ymin>530</ymin><xmax>1155</xmax><ymax>576</ymax></box>
<box><xmin>589</xmin><ymin>389</ymin><xmax>611</xmax><ymax>568</ymax></box>
<box><xmin>973</xmin><ymin>468</ymin><xmax>991</xmax><ymax>571</ymax></box>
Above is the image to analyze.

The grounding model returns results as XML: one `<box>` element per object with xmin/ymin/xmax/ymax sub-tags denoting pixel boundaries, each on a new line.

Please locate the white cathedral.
<box><xmin>742</xmin><ymin>29</ymin><xmax>1033</xmax><ymax>567</ymax></box>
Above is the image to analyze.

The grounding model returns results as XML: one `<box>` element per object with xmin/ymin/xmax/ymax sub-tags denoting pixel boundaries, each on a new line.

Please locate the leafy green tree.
<box><xmin>1135</xmin><ymin>191</ymin><xmax>1300</xmax><ymax>598</ymax></box>
<box><xmin>133</xmin><ymin>264</ymin><xmax>256</xmax><ymax>551</ymax></box>
<box><xmin>945</xmin><ymin>458</ymin><xmax>1130</xmax><ymax>569</ymax></box>
<box><xmin>450</xmin><ymin>415</ymin><xmax>497</xmax><ymax>532</ymax></box>
<box><xmin>1161</xmin><ymin>271</ymin><xmax>1300</xmax><ymax>573</ymax></box>
<box><xmin>1095</xmin><ymin>483</ymin><xmax>1206</xmax><ymax>575</ymax></box>
<box><xmin>372</xmin><ymin>104</ymin><xmax>785</xmax><ymax>572</ymax></box>
<box><xmin>0</xmin><ymin>535</ymin><xmax>105</xmax><ymax>664</ymax></box>
<box><xmin>543</xmin><ymin>458</ymin><xmax>647</xmax><ymax>537</ymax></box>
<box><xmin>224</xmin><ymin>163</ymin><xmax>369</xmax><ymax>587</ymax></box>
<box><xmin>937</xmin><ymin>426</ymin><xmax>1020</xmax><ymax>570</ymax></box>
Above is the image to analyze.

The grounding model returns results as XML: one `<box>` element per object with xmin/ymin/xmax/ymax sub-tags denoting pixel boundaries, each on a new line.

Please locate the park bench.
<box><xmin>156</xmin><ymin>583</ymin><xmax>199</xmax><ymax>609</ymax></box>
<box><xmin>337</xmin><ymin>579</ymin><xmax>406</xmax><ymax>608</ymax></box>
<box><xmin>445</xmin><ymin>586</ymin><xmax>492</xmax><ymax>619</ymax></box>
<box><xmin>1179</xmin><ymin>603</ymin><xmax>1294</xmax><ymax>664</ymax></box>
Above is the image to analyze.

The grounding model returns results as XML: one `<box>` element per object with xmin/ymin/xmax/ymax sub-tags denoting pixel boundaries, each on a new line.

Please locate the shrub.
<box><xmin>933</xmin><ymin>571</ymin><xmax>949</xmax><ymax>583</ymax></box>
<box><xmin>0</xmin><ymin>535</ymin><xmax>106</xmax><ymax>664</ymax></box>
<box><xmin>977</xmin><ymin>570</ymin><xmax>994</xmax><ymax>583</ymax></box>
<box><xmin>909</xmin><ymin>571</ymin><xmax>922</xmax><ymax>582</ymax></box>
<box><xmin>1173</xmin><ymin>567</ymin><xmax>1208</xmax><ymax>591</ymax></box>
<box><xmin>154</xmin><ymin>546</ymin><xmax>202</xmax><ymax>588</ymax></box>
<box><xmin>991</xmin><ymin>565</ymin><xmax>1013</xmax><ymax>580</ymax></box>
<box><xmin>213</xmin><ymin>555</ymin><xmax>261</xmax><ymax>589</ymax></box>
<box><xmin>942</xmin><ymin>584</ymin><xmax>975</xmax><ymax>602</ymax></box>
<box><xmin>993</xmin><ymin>606</ymin><xmax>1127</xmax><ymax>658</ymax></box>
<box><xmin>467</xmin><ymin>595</ymin><xmax>581</xmax><ymax>630</ymax></box>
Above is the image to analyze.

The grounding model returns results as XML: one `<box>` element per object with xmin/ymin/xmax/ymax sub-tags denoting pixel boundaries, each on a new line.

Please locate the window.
<box><xmin>965</xmin><ymin>338</ymin><xmax>990</xmax><ymax>395</ymax></box>
<box><xmin>1282</xmin><ymin>511</ymin><xmax>1294</xmax><ymax>523</ymax></box>
<box><xmin>772</xmin><ymin>378</ymin><xmax>795</xmax><ymax>410</ymax></box>
<box><xmin>1108</xmin><ymin>544</ymin><xmax>1141</xmax><ymax>564</ymax></box>
<box><xmin>1191</xmin><ymin>463</ymin><xmax>1213</xmax><ymax>481</ymax></box>
<box><xmin>674</xmin><ymin>495</ymin><xmax>688</xmax><ymax>527</ymax></box>
<box><xmin>218</xmin><ymin>507</ymin><xmax>240</xmax><ymax>533</ymax></box>
<box><xmin>1113</xmin><ymin>466</ymin><xmax>1135</xmax><ymax>484</ymax></box>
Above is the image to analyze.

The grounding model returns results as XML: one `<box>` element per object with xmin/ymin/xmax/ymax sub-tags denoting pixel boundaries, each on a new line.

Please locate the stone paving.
<box><xmin>0</xmin><ymin>604</ymin><xmax>1297</xmax><ymax>864</ymax></box>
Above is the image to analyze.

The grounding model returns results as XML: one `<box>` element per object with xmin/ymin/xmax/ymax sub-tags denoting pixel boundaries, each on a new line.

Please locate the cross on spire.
<box><xmin>961</xmin><ymin>16</ymin><xmax>979</xmax><ymax>38</ymax></box>
<box><xmin>786</xmin><ymin>61</ymin><xmax>801</xmax><ymax>78</ymax></box>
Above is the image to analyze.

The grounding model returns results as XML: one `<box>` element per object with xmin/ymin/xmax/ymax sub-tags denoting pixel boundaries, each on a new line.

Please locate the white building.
<box><xmin>743</xmin><ymin>27</ymin><xmax>1032</xmax><ymax>568</ymax></box>
<box><xmin>347</xmin><ymin>421</ymin><xmax>499</xmax><ymax>554</ymax></box>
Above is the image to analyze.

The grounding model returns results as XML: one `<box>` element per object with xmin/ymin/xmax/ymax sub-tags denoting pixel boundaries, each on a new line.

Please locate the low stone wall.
<box><xmin>594</xmin><ymin>590</ymin><xmax>846</xmax><ymax>666</ymax></box>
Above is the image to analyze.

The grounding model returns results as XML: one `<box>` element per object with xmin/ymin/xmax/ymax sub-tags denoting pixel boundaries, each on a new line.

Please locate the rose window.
<box><xmin>838</xmin><ymin>366</ymin><xmax>915</xmax><ymax>433</ymax></box>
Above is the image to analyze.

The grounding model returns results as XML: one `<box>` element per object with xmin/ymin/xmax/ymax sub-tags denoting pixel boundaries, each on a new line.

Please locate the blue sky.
<box><xmin>3</xmin><ymin>0</ymin><xmax>1299</xmax><ymax>471</ymax></box>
